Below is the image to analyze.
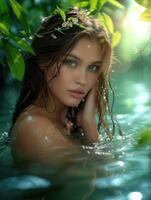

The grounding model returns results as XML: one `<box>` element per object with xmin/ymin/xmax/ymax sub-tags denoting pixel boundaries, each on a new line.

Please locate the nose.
<box><xmin>74</xmin><ymin>69</ymin><xmax>87</xmax><ymax>86</ymax></box>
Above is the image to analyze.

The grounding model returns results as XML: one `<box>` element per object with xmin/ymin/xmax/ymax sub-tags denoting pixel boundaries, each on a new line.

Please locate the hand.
<box><xmin>76</xmin><ymin>86</ymin><xmax>97</xmax><ymax>127</ymax></box>
<box><xmin>76</xmin><ymin>83</ymin><xmax>99</xmax><ymax>143</ymax></box>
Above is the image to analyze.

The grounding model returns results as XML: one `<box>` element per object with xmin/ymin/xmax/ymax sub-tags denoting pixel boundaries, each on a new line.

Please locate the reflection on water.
<box><xmin>0</xmin><ymin>175</ymin><xmax>51</xmax><ymax>190</ymax></box>
<box><xmin>0</xmin><ymin>78</ymin><xmax>151</xmax><ymax>200</ymax></box>
<box><xmin>0</xmin><ymin>115</ymin><xmax>150</xmax><ymax>199</ymax></box>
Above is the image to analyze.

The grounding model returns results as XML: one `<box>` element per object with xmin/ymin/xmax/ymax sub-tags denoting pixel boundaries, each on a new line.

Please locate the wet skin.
<box><xmin>11</xmin><ymin>37</ymin><xmax>103</xmax><ymax>165</ymax></box>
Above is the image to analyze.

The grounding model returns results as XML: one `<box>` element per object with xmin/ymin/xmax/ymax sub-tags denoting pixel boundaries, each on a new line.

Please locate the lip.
<box><xmin>68</xmin><ymin>90</ymin><xmax>85</xmax><ymax>99</ymax></box>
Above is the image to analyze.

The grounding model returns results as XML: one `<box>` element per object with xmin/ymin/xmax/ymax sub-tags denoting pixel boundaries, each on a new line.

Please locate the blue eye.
<box><xmin>88</xmin><ymin>64</ymin><xmax>99</xmax><ymax>72</ymax></box>
<box><xmin>63</xmin><ymin>59</ymin><xmax>77</xmax><ymax>68</ymax></box>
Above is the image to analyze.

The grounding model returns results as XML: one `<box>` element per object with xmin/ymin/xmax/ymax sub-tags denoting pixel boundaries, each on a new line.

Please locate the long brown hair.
<box><xmin>11</xmin><ymin>8</ymin><xmax>116</xmax><ymax>138</ymax></box>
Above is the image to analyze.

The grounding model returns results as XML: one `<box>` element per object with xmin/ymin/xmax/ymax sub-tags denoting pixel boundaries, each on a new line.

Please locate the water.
<box><xmin>0</xmin><ymin>73</ymin><xmax>151</xmax><ymax>200</ymax></box>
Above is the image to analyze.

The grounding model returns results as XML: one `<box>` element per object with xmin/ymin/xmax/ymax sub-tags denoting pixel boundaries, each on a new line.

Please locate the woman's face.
<box><xmin>48</xmin><ymin>37</ymin><xmax>103</xmax><ymax>107</ymax></box>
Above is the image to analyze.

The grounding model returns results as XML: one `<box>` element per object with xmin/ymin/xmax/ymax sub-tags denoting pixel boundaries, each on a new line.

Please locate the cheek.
<box><xmin>88</xmin><ymin>75</ymin><xmax>98</xmax><ymax>88</ymax></box>
<box><xmin>50</xmin><ymin>78</ymin><xmax>62</xmax><ymax>92</ymax></box>
<box><xmin>50</xmin><ymin>72</ymin><xmax>69</xmax><ymax>92</ymax></box>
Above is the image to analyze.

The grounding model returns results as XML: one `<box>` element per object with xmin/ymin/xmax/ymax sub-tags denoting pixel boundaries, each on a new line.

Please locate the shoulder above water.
<box><xmin>11</xmin><ymin>111</ymin><xmax>80</xmax><ymax>165</ymax></box>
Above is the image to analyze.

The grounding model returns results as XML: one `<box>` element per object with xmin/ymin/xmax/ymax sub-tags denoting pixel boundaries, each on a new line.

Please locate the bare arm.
<box><xmin>82</xmin><ymin>121</ymin><xmax>99</xmax><ymax>144</ymax></box>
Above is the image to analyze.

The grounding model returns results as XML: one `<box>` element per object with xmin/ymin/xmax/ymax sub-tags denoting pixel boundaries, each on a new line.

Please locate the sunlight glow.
<box><xmin>135</xmin><ymin>92</ymin><xmax>150</xmax><ymax>104</ymax></box>
<box><xmin>123</xmin><ymin>83</ymin><xmax>150</xmax><ymax>113</ymax></box>
<box><xmin>134</xmin><ymin>84</ymin><xmax>150</xmax><ymax>105</ymax></box>
<box><xmin>134</xmin><ymin>105</ymin><xmax>147</xmax><ymax>113</ymax></box>
<box><xmin>123</xmin><ymin>3</ymin><xmax>149</xmax><ymax>39</ymax></box>
<box><xmin>133</xmin><ymin>84</ymin><xmax>150</xmax><ymax>113</ymax></box>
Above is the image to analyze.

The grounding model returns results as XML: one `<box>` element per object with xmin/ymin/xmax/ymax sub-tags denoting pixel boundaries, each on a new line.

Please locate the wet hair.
<box><xmin>11</xmin><ymin>8</ymin><xmax>117</xmax><ymax>138</ymax></box>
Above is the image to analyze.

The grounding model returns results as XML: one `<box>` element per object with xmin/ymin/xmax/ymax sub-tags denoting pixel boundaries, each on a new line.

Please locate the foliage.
<box><xmin>135</xmin><ymin>0</ymin><xmax>151</xmax><ymax>21</ymax></box>
<box><xmin>136</xmin><ymin>129</ymin><xmax>151</xmax><ymax>147</ymax></box>
<box><xmin>0</xmin><ymin>0</ymin><xmax>129</xmax><ymax>81</ymax></box>
<box><xmin>0</xmin><ymin>0</ymin><xmax>34</xmax><ymax>81</ymax></box>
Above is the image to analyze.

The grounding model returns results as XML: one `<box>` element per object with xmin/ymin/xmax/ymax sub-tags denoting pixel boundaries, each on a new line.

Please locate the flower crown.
<box><xmin>42</xmin><ymin>7</ymin><xmax>91</xmax><ymax>39</ymax></box>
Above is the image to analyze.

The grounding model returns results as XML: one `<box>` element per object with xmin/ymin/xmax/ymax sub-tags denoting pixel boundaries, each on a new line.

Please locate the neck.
<box><xmin>34</xmin><ymin>95</ymin><xmax>69</xmax><ymax>125</ymax></box>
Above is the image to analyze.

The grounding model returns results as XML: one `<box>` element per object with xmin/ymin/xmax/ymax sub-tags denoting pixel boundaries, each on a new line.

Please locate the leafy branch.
<box><xmin>135</xmin><ymin>0</ymin><xmax>151</xmax><ymax>21</ymax></box>
<box><xmin>0</xmin><ymin>0</ymin><xmax>125</xmax><ymax>81</ymax></box>
<box><xmin>0</xmin><ymin>0</ymin><xmax>35</xmax><ymax>81</ymax></box>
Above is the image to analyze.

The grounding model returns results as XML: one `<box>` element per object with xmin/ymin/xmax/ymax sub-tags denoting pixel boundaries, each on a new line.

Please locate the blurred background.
<box><xmin>0</xmin><ymin>1</ymin><xmax>151</xmax><ymax>200</ymax></box>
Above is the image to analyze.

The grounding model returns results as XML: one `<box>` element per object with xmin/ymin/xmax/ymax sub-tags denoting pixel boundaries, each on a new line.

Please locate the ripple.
<box><xmin>0</xmin><ymin>175</ymin><xmax>51</xmax><ymax>190</ymax></box>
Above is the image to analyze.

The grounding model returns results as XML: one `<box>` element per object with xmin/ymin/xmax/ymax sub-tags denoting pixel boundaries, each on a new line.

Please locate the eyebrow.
<box><xmin>67</xmin><ymin>54</ymin><xmax>102</xmax><ymax>64</ymax></box>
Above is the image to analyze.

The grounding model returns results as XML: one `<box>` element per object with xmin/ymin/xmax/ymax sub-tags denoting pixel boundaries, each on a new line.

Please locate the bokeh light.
<box><xmin>119</xmin><ymin>1</ymin><xmax>151</xmax><ymax>62</ymax></box>
<box><xmin>127</xmin><ymin>191</ymin><xmax>143</xmax><ymax>200</ymax></box>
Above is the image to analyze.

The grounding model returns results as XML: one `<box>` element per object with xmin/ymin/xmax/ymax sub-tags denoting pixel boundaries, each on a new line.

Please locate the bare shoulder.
<box><xmin>12</xmin><ymin>112</ymin><xmax>54</xmax><ymax>139</ymax></box>
<box><xmin>11</xmin><ymin>111</ymin><xmax>79</xmax><ymax>164</ymax></box>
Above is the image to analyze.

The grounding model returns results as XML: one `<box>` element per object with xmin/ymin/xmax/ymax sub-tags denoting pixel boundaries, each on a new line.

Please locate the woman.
<box><xmin>10</xmin><ymin>8</ymin><xmax>113</xmax><ymax>165</ymax></box>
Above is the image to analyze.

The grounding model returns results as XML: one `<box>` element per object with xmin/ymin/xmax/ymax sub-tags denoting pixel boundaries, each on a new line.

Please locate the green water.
<box><xmin>0</xmin><ymin>69</ymin><xmax>150</xmax><ymax>200</ymax></box>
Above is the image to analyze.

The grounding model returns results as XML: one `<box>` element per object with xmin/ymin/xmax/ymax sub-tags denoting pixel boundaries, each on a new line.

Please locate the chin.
<box><xmin>68</xmin><ymin>103</ymin><xmax>79</xmax><ymax>107</ymax></box>
<box><xmin>66</xmin><ymin>100</ymin><xmax>80</xmax><ymax>107</ymax></box>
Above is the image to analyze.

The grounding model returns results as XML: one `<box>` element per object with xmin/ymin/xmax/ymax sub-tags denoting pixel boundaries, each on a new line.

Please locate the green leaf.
<box><xmin>0</xmin><ymin>39</ymin><xmax>2</xmax><ymax>47</ymax></box>
<box><xmin>98</xmin><ymin>13</ymin><xmax>107</xmax><ymax>32</ymax></box>
<box><xmin>89</xmin><ymin>9</ymin><xmax>99</xmax><ymax>16</ymax></box>
<box><xmin>56</xmin><ymin>6</ymin><xmax>66</xmax><ymax>22</ymax></box>
<box><xmin>0</xmin><ymin>0</ymin><xmax>10</xmax><ymax>30</ymax></box>
<box><xmin>9</xmin><ymin>0</ymin><xmax>30</xmax><ymax>34</ymax></box>
<box><xmin>139</xmin><ymin>9</ymin><xmax>151</xmax><ymax>21</ymax></box>
<box><xmin>111</xmin><ymin>31</ymin><xmax>121</xmax><ymax>47</ymax></box>
<box><xmin>135</xmin><ymin>0</ymin><xmax>151</xmax><ymax>9</ymax></box>
<box><xmin>19</xmin><ymin>30</ymin><xmax>27</xmax><ymax>36</ymax></box>
<box><xmin>107</xmin><ymin>0</ymin><xmax>125</xmax><ymax>9</ymax></box>
<box><xmin>4</xmin><ymin>42</ymin><xmax>25</xmax><ymax>81</ymax></box>
<box><xmin>90</xmin><ymin>0</ymin><xmax>99</xmax><ymax>11</ymax></box>
<box><xmin>98</xmin><ymin>13</ymin><xmax>114</xmax><ymax>33</ymax></box>
<box><xmin>0</xmin><ymin>0</ymin><xmax>8</xmax><ymax>15</ymax></box>
<box><xmin>0</xmin><ymin>22</ymin><xmax>10</xmax><ymax>36</ymax></box>
<box><xmin>14</xmin><ymin>37</ymin><xmax>35</xmax><ymax>55</ymax></box>
<box><xmin>75</xmin><ymin>1</ymin><xmax>89</xmax><ymax>8</ymax></box>
<box><xmin>99</xmin><ymin>0</ymin><xmax>107</xmax><ymax>10</ymax></box>
<box><xmin>9</xmin><ymin>0</ymin><xmax>24</xmax><ymax>19</ymax></box>
<box><xmin>137</xmin><ymin>129</ymin><xmax>151</xmax><ymax>147</ymax></box>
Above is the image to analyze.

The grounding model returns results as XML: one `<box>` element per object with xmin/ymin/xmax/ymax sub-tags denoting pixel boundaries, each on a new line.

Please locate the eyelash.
<box><xmin>63</xmin><ymin>59</ymin><xmax>77</xmax><ymax>68</ymax></box>
<box><xmin>88</xmin><ymin>64</ymin><xmax>99</xmax><ymax>72</ymax></box>
<box><xmin>63</xmin><ymin>58</ymin><xmax>100</xmax><ymax>72</ymax></box>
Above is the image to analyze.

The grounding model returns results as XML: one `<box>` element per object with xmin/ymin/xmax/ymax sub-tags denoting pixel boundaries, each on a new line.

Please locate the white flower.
<box><xmin>77</xmin><ymin>10</ymin><xmax>89</xmax><ymax>21</ymax></box>
<box><xmin>68</xmin><ymin>22</ymin><xmax>73</xmax><ymax>27</ymax></box>
<box><xmin>62</xmin><ymin>22</ymin><xmax>67</xmax><ymax>27</ymax></box>
<box><xmin>72</xmin><ymin>18</ymin><xmax>78</xmax><ymax>24</ymax></box>
<box><xmin>62</xmin><ymin>21</ymin><xmax>73</xmax><ymax>28</ymax></box>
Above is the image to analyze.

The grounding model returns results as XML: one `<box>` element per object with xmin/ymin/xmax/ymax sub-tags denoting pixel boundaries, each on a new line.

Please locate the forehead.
<box><xmin>69</xmin><ymin>37</ymin><xmax>103</xmax><ymax>61</ymax></box>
